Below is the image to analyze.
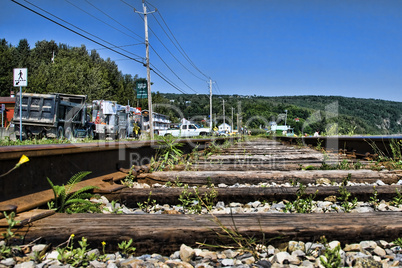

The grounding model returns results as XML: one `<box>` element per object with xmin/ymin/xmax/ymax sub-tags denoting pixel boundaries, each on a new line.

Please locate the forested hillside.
<box><xmin>162</xmin><ymin>93</ymin><xmax>402</xmax><ymax>135</ymax></box>
<box><xmin>1</xmin><ymin>39</ymin><xmax>401</xmax><ymax>135</ymax></box>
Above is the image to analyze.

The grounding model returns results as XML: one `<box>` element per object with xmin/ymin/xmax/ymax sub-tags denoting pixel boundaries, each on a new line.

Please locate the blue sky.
<box><xmin>1</xmin><ymin>0</ymin><xmax>402</xmax><ymax>102</ymax></box>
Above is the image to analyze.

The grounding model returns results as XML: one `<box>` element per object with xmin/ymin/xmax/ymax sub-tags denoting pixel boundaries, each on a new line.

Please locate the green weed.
<box><xmin>369</xmin><ymin>185</ymin><xmax>379</xmax><ymax>210</ymax></box>
<box><xmin>47</xmin><ymin>171</ymin><xmax>101</xmax><ymax>213</ymax></box>
<box><xmin>118</xmin><ymin>239</ymin><xmax>136</xmax><ymax>256</ymax></box>
<box><xmin>0</xmin><ymin>212</ymin><xmax>22</xmax><ymax>260</ymax></box>
<box><xmin>153</xmin><ymin>135</ymin><xmax>184</xmax><ymax>171</ymax></box>
<box><xmin>284</xmin><ymin>183</ymin><xmax>318</xmax><ymax>213</ymax></box>
<box><xmin>391</xmin><ymin>188</ymin><xmax>402</xmax><ymax>206</ymax></box>
<box><xmin>319</xmin><ymin>237</ymin><xmax>342</xmax><ymax>268</ymax></box>
<box><xmin>337</xmin><ymin>174</ymin><xmax>358</xmax><ymax>212</ymax></box>
<box><xmin>137</xmin><ymin>191</ymin><xmax>156</xmax><ymax>213</ymax></box>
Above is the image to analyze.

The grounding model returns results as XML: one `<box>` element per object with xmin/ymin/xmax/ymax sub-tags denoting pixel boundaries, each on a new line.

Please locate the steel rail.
<box><xmin>0</xmin><ymin>137</ymin><xmax>231</xmax><ymax>202</ymax></box>
<box><xmin>279</xmin><ymin>135</ymin><xmax>402</xmax><ymax>158</ymax></box>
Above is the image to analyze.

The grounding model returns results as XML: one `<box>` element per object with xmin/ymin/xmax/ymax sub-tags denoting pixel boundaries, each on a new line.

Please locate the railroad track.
<box><xmin>1</xmin><ymin>137</ymin><xmax>402</xmax><ymax>258</ymax></box>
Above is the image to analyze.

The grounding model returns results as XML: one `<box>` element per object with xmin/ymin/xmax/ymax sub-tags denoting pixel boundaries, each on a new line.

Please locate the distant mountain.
<box><xmin>161</xmin><ymin>93</ymin><xmax>402</xmax><ymax>135</ymax></box>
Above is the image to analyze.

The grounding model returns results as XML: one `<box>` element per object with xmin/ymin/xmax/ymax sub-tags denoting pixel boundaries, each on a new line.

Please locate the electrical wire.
<box><xmin>136</xmin><ymin>12</ymin><xmax>198</xmax><ymax>94</ymax></box>
<box><xmin>84</xmin><ymin>0</ymin><xmax>144</xmax><ymax>41</ymax></box>
<box><xmin>150</xmin><ymin>45</ymin><xmax>197</xmax><ymax>94</ymax></box>
<box><xmin>13</xmin><ymin>0</ymin><xmax>207</xmax><ymax>96</ymax></box>
<box><xmin>119</xmin><ymin>0</ymin><xmax>135</xmax><ymax>9</ymax></box>
<box><xmin>150</xmin><ymin>64</ymin><xmax>188</xmax><ymax>94</ymax></box>
<box><xmin>64</xmin><ymin>0</ymin><xmax>143</xmax><ymax>43</ymax></box>
<box><xmin>94</xmin><ymin>43</ymin><xmax>143</xmax><ymax>50</ymax></box>
<box><xmin>214</xmin><ymin>81</ymin><xmax>223</xmax><ymax>95</ymax></box>
<box><xmin>147</xmin><ymin>26</ymin><xmax>200</xmax><ymax>93</ymax></box>
<box><xmin>126</xmin><ymin>0</ymin><xmax>214</xmax><ymax>95</ymax></box>
<box><xmin>146</xmin><ymin>1</ymin><xmax>210</xmax><ymax>80</ymax></box>
<box><xmin>20</xmin><ymin>0</ymin><xmax>144</xmax><ymax>61</ymax></box>
<box><xmin>149</xmin><ymin>14</ymin><xmax>207</xmax><ymax>82</ymax></box>
<box><xmin>13</xmin><ymin>0</ymin><xmax>145</xmax><ymax>64</ymax></box>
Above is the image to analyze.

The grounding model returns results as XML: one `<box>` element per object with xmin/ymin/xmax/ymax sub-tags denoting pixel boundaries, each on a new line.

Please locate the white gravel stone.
<box><xmin>378</xmin><ymin>203</ymin><xmax>389</xmax><ymax>211</ymax></box>
<box><xmin>45</xmin><ymin>250</ymin><xmax>60</xmax><ymax>261</ymax></box>
<box><xmin>376</xmin><ymin>180</ymin><xmax>386</xmax><ymax>186</ymax></box>
<box><xmin>180</xmin><ymin>244</ymin><xmax>195</xmax><ymax>262</ymax></box>
<box><xmin>1</xmin><ymin>258</ymin><xmax>16</xmax><ymax>266</ymax></box>
<box><xmin>328</xmin><ymin>241</ymin><xmax>341</xmax><ymax>250</ymax></box>
<box><xmin>373</xmin><ymin>246</ymin><xmax>387</xmax><ymax>257</ymax></box>
<box><xmin>221</xmin><ymin>258</ymin><xmax>234</xmax><ymax>266</ymax></box>
<box><xmin>32</xmin><ymin>244</ymin><xmax>47</xmax><ymax>252</ymax></box>
<box><xmin>360</xmin><ymin>240</ymin><xmax>377</xmax><ymax>250</ymax></box>
<box><xmin>273</xmin><ymin>251</ymin><xmax>291</xmax><ymax>264</ymax></box>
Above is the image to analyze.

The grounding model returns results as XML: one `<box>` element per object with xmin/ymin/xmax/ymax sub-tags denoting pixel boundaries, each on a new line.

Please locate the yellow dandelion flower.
<box><xmin>70</xmin><ymin>234</ymin><xmax>75</xmax><ymax>238</ymax></box>
<box><xmin>102</xmin><ymin>241</ymin><xmax>106</xmax><ymax>246</ymax></box>
<box><xmin>17</xmin><ymin>155</ymin><xmax>29</xmax><ymax>166</ymax></box>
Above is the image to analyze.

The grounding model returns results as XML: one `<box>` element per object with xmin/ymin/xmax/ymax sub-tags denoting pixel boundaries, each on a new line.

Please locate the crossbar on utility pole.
<box><xmin>135</xmin><ymin>1</ymin><xmax>156</xmax><ymax>139</ymax></box>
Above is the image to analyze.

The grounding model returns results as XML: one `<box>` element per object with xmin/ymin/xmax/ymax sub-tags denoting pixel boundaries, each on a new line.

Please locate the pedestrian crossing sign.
<box><xmin>13</xmin><ymin>68</ymin><xmax>28</xmax><ymax>87</ymax></box>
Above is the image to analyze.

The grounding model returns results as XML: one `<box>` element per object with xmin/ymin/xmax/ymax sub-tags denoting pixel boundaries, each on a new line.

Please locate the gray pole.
<box><xmin>209</xmin><ymin>79</ymin><xmax>212</xmax><ymax>131</ymax></box>
<box><xmin>19</xmin><ymin>86</ymin><xmax>22</xmax><ymax>141</ymax></box>
<box><xmin>136</xmin><ymin>1</ymin><xmax>156</xmax><ymax>140</ymax></box>
<box><xmin>231</xmin><ymin>107</ymin><xmax>234</xmax><ymax>132</ymax></box>
<box><xmin>285</xmin><ymin>109</ymin><xmax>288</xmax><ymax>126</ymax></box>
<box><xmin>222</xmin><ymin>99</ymin><xmax>225</xmax><ymax>128</ymax></box>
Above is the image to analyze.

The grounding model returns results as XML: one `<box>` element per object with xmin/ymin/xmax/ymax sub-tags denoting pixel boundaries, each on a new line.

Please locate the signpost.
<box><xmin>136</xmin><ymin>81</ymin><xmax>147</xmax><ymax>99</ymax></box>
<box><xmin>1</xmin><ymin>104</ymin><xmax>5</xmax><ymax>128</ymax></box>
<box><xmin>13</xmin><ymin>68</ymin><xmax>28</xmax><ymax>141</ymax></box>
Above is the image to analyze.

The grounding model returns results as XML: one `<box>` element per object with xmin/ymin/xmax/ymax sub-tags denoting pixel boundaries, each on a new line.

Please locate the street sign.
<box><xmin>136</xmin><ymin>81</ymin><xmax>147</xmax><ymax>99</ymax></box>
<box><xmin>13</xmin><ymin>68</ymin><xmax>28</xmax><ymax>87</ymax></box>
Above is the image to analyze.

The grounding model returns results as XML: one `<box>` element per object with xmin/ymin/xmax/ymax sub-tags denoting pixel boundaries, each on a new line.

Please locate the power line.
<box><xmin>64</xmin><ymin>0</ymin><xmax>143</xmax><ymax>43</ymax></box>
<box><xmin>84</xmin><ymin>0</ymin><xmax>144</xmax><ymax>41</ymax></box>
<box><xmin>13</xmin><ymin>0</ymin><xmax>145</xmax><ymax>64</ymax></box>
<box><xmin>120</xmin><ymin>0</ymin><xmax>211</xmax><ymax>95</ymax></box>
<box><xmin>21</xmin><ymin>0</ymin><xmax>144</xmax><ymax>61</ymax></box>
<box><xmin>149</xmin><ymin>2</ymin><xmax>210</xmax><ymax>80</ymax></box>
<box><xmin>13</xmin><ymin>0</ymin><xmax>206</xmax><ymax>96</ymax></box>
<box><xmin>94</xmin><ymin>43</ymin><xmax>143</xmax><ymax>50</ymax></box>
<box><xmin>149</xmin><ymin>45</ymin><xmax>196</xmax><ymax>93</ymax></box>
<box><xmin>150</xmin><ymin>13</ymin><xmax>207</xmax><ymax>82</ymax></box>
<box><xmin>136</xmin><ymin>12</ymin><xmax>198</xmax><ymax>94</ymax></box>
<box><xmin>214</xmin><ymin>81</ymin><xmax>223</xmax><ymax>95</ymax></box>
<box><xmin>150</xmin><ymin>64</ymin><xmax>188</xmax><ymax>94</ymax></box>
<box><xmin>119</xmin><ymin>0</ymin><xmax>136</xmax><ymax>9</ymax></box>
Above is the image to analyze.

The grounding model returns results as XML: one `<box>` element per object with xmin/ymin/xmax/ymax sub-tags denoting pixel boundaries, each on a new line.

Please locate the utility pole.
<box><xmin>222</xmin><ymin>99</ymin><xmax>225</xmax><ymax>129</ymax></box>
<box><xmin>284</xmin><ymin>109</ymin><xmax>288</xmax><ymax>126</ymax></box>
<box><xmin>236</xmin><ymin>113</ymin><xmax>239</xmax><ymax>134</ymax></box>
<box><xmin>231</xmin><ymin>107</ymin><xmax>234</xmax><ymax>132</ymax></box>
<box><xmin>135</xmin><ymin>1</ymin><xmax>156</xmax><ymax>139</ymax></box>
<box><xmin>209</xmin><ymin>79</ymin><xmax>213</xmax><ymax>131</ymax></box>
<box><xmin>238</xmin><ymin>101</ymin><xmax>242</xmax><ymax>135</ymax></box>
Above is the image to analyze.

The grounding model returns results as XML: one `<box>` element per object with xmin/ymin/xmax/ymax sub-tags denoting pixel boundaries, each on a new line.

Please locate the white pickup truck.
<box><xmin>157</xmin><ymin>124</ymin><xmax>211</xmax><ymax>137</ymax></box>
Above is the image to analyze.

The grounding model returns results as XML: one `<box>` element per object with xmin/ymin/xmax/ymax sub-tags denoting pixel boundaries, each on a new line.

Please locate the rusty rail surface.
<box><xmin>0</xmin><ymin>137</ymin><xmax>231</xmax><ymax>202</ymax></box>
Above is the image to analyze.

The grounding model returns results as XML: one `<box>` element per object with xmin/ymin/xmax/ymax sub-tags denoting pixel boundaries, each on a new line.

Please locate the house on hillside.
<box><xmin>218</xmin><ymin>123</ymin><xmax>231</xmax><ymax>133</ymax></box>
<box><xmin>142</xmin><ymin>110</ymin><xmax>171</xmax><ymax>133</ymax></box>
